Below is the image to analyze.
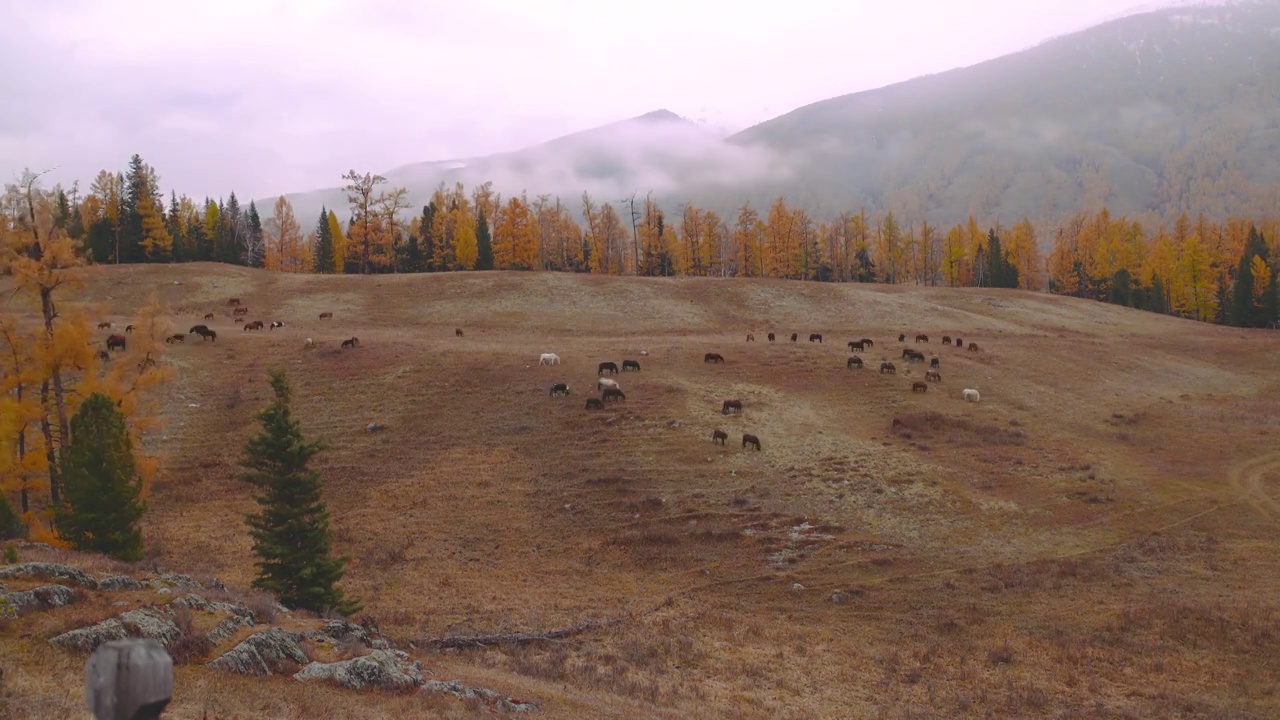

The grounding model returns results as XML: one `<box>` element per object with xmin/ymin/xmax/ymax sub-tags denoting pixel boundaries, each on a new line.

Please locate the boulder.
<box><xmin>207</xmin><ymin>627</ymin><xmax>309</xmax><ymax>676</ymax></box>
<box><xmin>0</xmin><ymin>562</ymin><xmax>97</xmax><ymax>588</ymax></box>
<box><xmin>98</xmin><ymin>575</ymin><xmax>145</xmax><ymax>592</ymax></box>
<box><xmin>50</xmin><ymin>608</ymin><xmax>179</xmax><ymax>653</ymax></box>
<box><xmin>294</xmin><ymin>649</ymin><xmax>424</xmax><ymax>693</ymax></box>
<box><xmin>0</xmin><ymin>584</ymin><xmax>76</xmax><ymax>618</ymax></box>
<box><xmin>149</xmin><ymin>574</ymin><xmax>200</xmax><ymax>591</ymax></box>
<box><xmin>171</xmin><ymin>593</ymin><xmax>254</xmax><ymax>622</ymax></box>
<box><xmin>422</xmin><ymin>679</ymin><xmax>539</xmax><ymax>713</ymax></box>
<box><xmin>50</xmin><ymin>619</ymin><xmax>128</xmax><ymax>652</ymax></box>
<box><xmin>308</xmin><ymin>619</ymin><xmax>371</xmax><ymax>648</ymax></box>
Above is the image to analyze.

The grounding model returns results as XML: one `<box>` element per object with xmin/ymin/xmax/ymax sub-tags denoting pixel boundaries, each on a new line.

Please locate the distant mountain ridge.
<box><xmin>272</xmin><ymin>1</ymin><xmax>1280</xmax><ymax>228</ymax></box>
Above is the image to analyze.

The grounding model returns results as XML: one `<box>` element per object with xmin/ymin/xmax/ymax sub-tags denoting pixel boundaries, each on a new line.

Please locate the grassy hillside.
<box><xmin>715</xmin><ymin>1</ymin><xmax>1280</xmax><ymax>224</ymax></box>
<box><xmin>4</xmin><ymin>263</ymin><xmax>1279</xmax><ymax>718</ymax></box>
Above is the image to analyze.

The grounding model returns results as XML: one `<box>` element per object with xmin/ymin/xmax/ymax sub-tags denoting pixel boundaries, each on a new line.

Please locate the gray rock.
<box><xmin>294</xmin><ymin>649</ymin><xmax>424</xmax><ymax>693</ymax></box>
<box><xmin>50</xmin><ymin>619</ymin><xmax>128</xmax><ymax>652</ymax></box>
<box><xmin>0</xmin><ymin>562</ymin><xmax>97</xmax><ymax>588</ymax></box>
<box><xmin>422</xmin><ymin>679</ymin><xmax>538</xmax><ymax>713</ymax></box>
<box><xmin>205</xmin><ymin>614</ymin><xmax>255</xmax><ymax>646</ymax></box>
<box><xmin>119</xmin><ymin>608</ymin><xmax>182</xmax><ymax>646</ymax></box>
<box><xmin>308</xmin><ymin>620</ymin><xmax>372</xmax><ymax>648</ymax></box>
<box><xmin>50</xmin><ymin>608</ymin><xmax>180</xmax><ymax>653</ymax></box>
<box><xmin>149</xmin><ymin>574</ymin><xmax>199</xmax><ymax>591</ymax></box>
<box><xmin>830</xmin><ymin>591</ymin><xmax>848</xmax><ymax>604</ymax></box>
<box><xmin>207</xmin><ymin>627</ymin><xmax>309</xmax><ymax>676</ymax></box>
<box><xmin>98</xmin><ymin>575</ymin><xmax>144</xmax><ymax>591</ymax></box>
<box><xmin>172</xmin><ymin>593</ymin><xmax>255</xmax><ymax>622</ymax></box>
<box><xmin>1</xmin><ymin>584</ymin><xmax>76</xmax><ymax>618</ymax></box>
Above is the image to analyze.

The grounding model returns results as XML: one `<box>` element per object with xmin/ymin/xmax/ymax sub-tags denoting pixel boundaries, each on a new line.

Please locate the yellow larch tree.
<box><xmin>265</xmin><ymin>196</ymin><xmax>305</xmax><ymax>272</ymax></box>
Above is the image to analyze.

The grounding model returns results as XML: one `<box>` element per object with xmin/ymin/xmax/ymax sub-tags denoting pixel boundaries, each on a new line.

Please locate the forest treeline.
<box><xmin>4</xmin><ymin>155</ymin><xmax>1279</xmax><ymax>329</ymax></box>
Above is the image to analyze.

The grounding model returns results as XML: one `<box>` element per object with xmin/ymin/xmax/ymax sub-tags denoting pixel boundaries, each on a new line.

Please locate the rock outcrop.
<box><xmin>207</xmin><ymin>627</ymin><xmax>309</xmax><ymax>676</ymax></box>
<box><xmin>422</xmin><ymin>679</ymin><xmax>539</xmax><ymax>713</ymax></box>
<box><xmin>294</xmin><ymin>649</ymin><xmax>425</xmax><ymax>693</ymax></box>
<box><xmin>98</xmin><ymin>575</ymin><xmax>145</xmax><ymax>591</ymax></box>
<box><xmin>0</xmin><ymin>562</ymin><xmax>97</xmax><ymax>588</ymax></box>
<box><xmin>49</xmin><ymin>608</ymin><xmax>179</xmax><ymax>653</ymax></box>
<box><xmin>1</xmin><ymin>584</ymin><xmax>76</xmax><ymax>618</ymax></box>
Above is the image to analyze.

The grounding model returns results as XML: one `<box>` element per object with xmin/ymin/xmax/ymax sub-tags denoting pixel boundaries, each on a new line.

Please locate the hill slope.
<box><xmin>5</xmin><ymin>265</ymin><xmax>1277</xmax><ymax>718</ymax></box>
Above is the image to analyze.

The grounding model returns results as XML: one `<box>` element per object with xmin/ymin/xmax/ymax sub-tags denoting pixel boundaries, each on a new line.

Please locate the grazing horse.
<box><xmin>912</xmin><ymin>382</ymin><xmax>928</xmax><ymax>393</ymax></box>
<box><xmin>742</xmin><ymin>434</ymin><xmax>762</xmax><ymax>451</ymax></box>
<box><xmin>767</xmin><ymin>333</ymin><xmax>776</xmax><ymax>342</ymax></box>
<box><xmin>105</xmin><ymin>334</ymin><xmax>127</xmax><ymax>351</ymax></box>
<box><xmin>704</xmin><ymin>353</ymin><xmax>725</xmax><ymax>363</ymax></box>
<box><xmin>319</xmin><ymin>312</ymin><xmax>333</xmax><ymax>320</ymax></box>
<box><xmin>165</xmin><ymin>334</ymin><xmax>185</xmax><ymax>344</ymax></box>
<box><xmin>622</xmin><ymin>360</ymin><xmax>640</xmax><ymax>372</ymax></box>
<box><xmin>597</xmin><ymin>378</ymin><xmax>619</xmax><ymax>391</ymax></box>
<box><xmin>550</xmin><ymin>383</ymin><xmax>570</xmax><ymax>397</ymax></box>
<box><xmin>204</xmin><ymin>312</ymin><xmax>215</xmax><ymax>320</ymax></box>
<box><xmin>899</xmin><ymin>333</ymin><xmax>906</xmax><ymax>342</ymax></box>
<box><xmin>228</xmin><ymin>298</ymin><xmax>241</xmax><ymax>306</ymax></box>
<box><xmin>963</xmin><ymin>388</ymin><xmax>981</xmax><ymax>402</ymax></box>
<box><xmin>847</xmin><ymin>357</ymin><xmax>864</xmax><ymax>369</ymax></box>
<box><xmin>901</xmin><ymin>348</ymin><xmax>922</xmax><ymax>360</ymax></box>
<box><xmin>930</xmin><ymin>357</ymin><xmax>940</xmax><ymax>368</ymax></box>
<box><xmin>602</xmin><ymin>387</ymin><xmax>626</xmax><ymax>403</ymax></box>
<box><xmin>809</xmin><ymin>333</ymin><xmax>823</xmax><ymax>343</ymax></box>
<box><xmin>233</xmin><ymin>307</ymin><xmax>249</xmax><ymax>316</ymax></box>
<box><xmin>455</xmin><ymin>328</ymin><xmax>463</xmax><ymax>337</ymax></box>
<box><xmin>189</xmin><ymin>324</ymin><xmax>209</xmax><ymax>335</ymax></box>
<box><xmin>790</xmin><ymin>333</ymin><xmax>798</xmax><ymax>342</ymax></box>
<box><xmin>97</xmin><ymin>322</ymin><xmax>112</xmax><ymax>329</ymax></box>
<box><xmin>968</xmin><ymin>343</ymin><xmax>980</xmax><ymax>352</ymax></box>
<box><xmin>712</xmin><ymin>429</ymin><xmax>728</xmax><ymax>445</ymax></box>
<box><xmin>861</xmin><ymin>338</ymin><xmax>875</xmax><ymax>348</ymax></box>
<box><xmin>926</xmin><ymin>369</ymin><xmax>941</xmax><ymax>382</ymax></box>
<box><xmin>746</xmin><ymin>333</ymin><xmax>755</xmax><ymax>342</ymax></box>
<box><xmin>341</xmin><ymin>337</ymin><xmax>359</xmax><ymax>348</ymax></box>
<box><xmin>880</xmin><ymin>362</ymin><xmax>897</xmax><ymax>375</ymax></box>
<box><xmin>196</xmin><ymin>328</ymin><xmax>217</xmax><ymax>342</ymax></box>
<box><xmin>722</xmin><ymin>399</ymin><xmax>743</xmax><ymax>415</ymax></box>
<box><xmin>849</xmin><ymin>340</ymin><xmax>865</xmax><ymax>352</ymax></box>
<box><xmin>585</xmin><ymin>398</ymin><xmax>603</xmax><ymax>410</ymax></box>
<box><xmin>270</xmin><ymin>321</ymin><xmax>284</xmax><ymax>329</ymax></box>
<box><xmin>942</xmin><ymin>336</ymin><xmax>952</xmax><ymax>345</ymax></box>
<box><xmin>539</xmin><ymin>353</ymin><xmax>561</xmax><ymax>366</ymax></box>
<box><xmin>915</xmin><ymin>334</ymin><xmax>929</xmax><ymax>343</ymax></box>
<box><xmin>244</xmin><ymin>321</ymin><xmax>264</xmax><ymax>331</ymax></box>
<box><xmin>598</xmin><ymin>361</ymin><xmax>619</xmax><ymax>376</ymax></box>
<box><xmin>954</xmin><ymin>337</ymin><xmax>963</xmax><ymax>348</ymax></box>
<box><xmin>125</xmin><ymin>324</ymin><xmax>135</xmax><ymax>334</ymax></box>
<box><xmin>906</xmin><ymin>351</ymin><xmax>925</xmax><ymax>363</ymax></box>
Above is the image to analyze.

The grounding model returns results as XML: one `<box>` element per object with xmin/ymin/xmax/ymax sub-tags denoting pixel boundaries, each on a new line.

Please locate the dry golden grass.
<box><xmin>2</xmin><ymin>262</ymin><xmax>1279</xmax><ymax>718</ymax></box>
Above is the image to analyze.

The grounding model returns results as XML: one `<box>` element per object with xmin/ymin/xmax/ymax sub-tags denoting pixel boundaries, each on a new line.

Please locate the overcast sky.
<box><xmin>1</xmin><ymin>0</ymin><xmax>1145</xmax><ymax>202</ymax></box>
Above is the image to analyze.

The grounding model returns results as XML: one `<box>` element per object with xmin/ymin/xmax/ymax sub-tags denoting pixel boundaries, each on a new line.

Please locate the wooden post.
<box><xmin>85</xmin><ymin>639</ymin><xmax>173</xmax><ymax>720</ymax></box>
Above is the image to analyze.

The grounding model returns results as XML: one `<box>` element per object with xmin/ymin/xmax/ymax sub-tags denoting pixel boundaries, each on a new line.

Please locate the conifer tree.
<box><xmin>312</xmin><ymin>207</ymin><xmax>335</xmax><ymax>274</ymax></box>
<box><xmin>246</xmin><ymin>201</ymin><xmax>264</xmax><ymax>268</ymax></box>
<box><xmin>55</xmin><ymin>393</ymin><xmax>145</xmax><ymax>561</ymax></box>
<box><xmin>420</xmin><ymin>203</ymin><xmax>438</xmax><ymax>272</ymax></box>
<box><xmin>476</xmin><ymin>207</ymin><xmax>494</xmax><ymax>270</ymax></box>
<box><xmin>240</xmin><ymin>370</ymin><xmax>358</xmax><ymax>614</ymax></box>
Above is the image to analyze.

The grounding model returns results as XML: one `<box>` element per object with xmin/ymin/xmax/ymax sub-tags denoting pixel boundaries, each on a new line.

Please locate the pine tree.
<box><xmin>475</xmin><ymin>207</ymin><xmax>494</xmax><ymax>270</ymax></box>
<box><xmin>240</xmin><ymin>370</ymin><xmax>358</xmax><ymax>614</ymax></box>
<box><xmin>419</xmin><ymin>203</ymin><xmax>438</xmax><ymax>271</ymax></box>
<box><xmin>312</xmin><ymin>207</ymin><xmax>335</xmax><ymax>274</ymax></box>
<box><xmin>246</xmin><ymin>201</ymin><xmax>264</xmax><ymax>268</ymax></box>
<box><xmin>55</xmin><ymin>393</ymin><xmax>145</xmax><ymax>561</ymax></box>
<box><xmin>400</xmin><ymin>230</ymin><xmax>423</xmax><ymax>273</ymax></box>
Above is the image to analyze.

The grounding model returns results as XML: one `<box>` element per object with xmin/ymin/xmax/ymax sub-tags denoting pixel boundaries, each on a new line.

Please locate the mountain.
<box><xmin>709</xmin><ymin>0</ymin><xmax>1280</xmax><ymax>224</ymax></box>
<box><xmin>274</xmin><ymin>1</ymin><xmax>1280</xmax><ymax>228</ymax></box>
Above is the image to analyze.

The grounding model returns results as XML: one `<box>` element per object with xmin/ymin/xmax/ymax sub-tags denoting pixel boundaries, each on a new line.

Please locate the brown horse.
<box><xmin>942</xmin><ymin>336</ymin><xmax>952</xmax><ymax>345</ymax></box>
<box><xmin>809</xmin><ymin>333</ymin><xmax>823</xmax><ymax>343</ymax></box>
<box><xmin>622</xmin><ymin>360</ymin><xmax>641</xmax><ymax>372</ymax></box>
<box><xmin>228</xmin><ymin>298</ymin><xmax>242</xmax><ymax>306</ymax></box>
<box><xmin>926</xmin><ymin>369</ymin><xmax>941</xmax><ymax>382</ymax></box>
<box><xmin>243</xmin><ymin>321</ymin><xmax>264</xmax><ymax>331</ymax></box>
<box><xmin>930</xmin><ymin>356</ymin><xmax>940</xmax><ymax>368</ymax></box>
<box><xmin>598</xmin><ymin>361</ymin><xmax>619</xmax><ymax>375</ymax></box>
<box><xmin>585</xmin><ymin>398</ymin><xmax>604</xmax><ymax>410</ymax></box>
<box><xmin>704</xmin><ymin>353</ymin><xmax>724</xmax><ymax>364</ymax></box>
<box><xmin>319</xmin><ymin>312</ymin><xmax>333</xmax><ymax>320</ymax></box>
<box><xmin>341</xmin><ymin>337</ymin><xmax>360</xmax><ymax>348</ymax></box>
<box><xmin>742</xmin><ymin>434</ymin><xmax>761</xmax><ymax>451</ymax></box>
<box><xmin>195</xmin><ymin>328</ymin><xmax>217</xmax><ymax>342</ymax></box>
<box><xmin>954</xmin><ymin>337</ymin><xmax>963</xmax><ymax>348</ymax></box>
<box><xmin>849</xmin><ymin>340</ymin><xmax>865</xmax><ymax>352</ymax></box>
<box><xmin>712</xmin><ymin>429</ymin><xmax>728</xmax><ymax>445</ymax></box>
<box><xmin>898</xmin><ymin>333</ymin><xmax>906</xmax><ymax>342</ymax></box>
<box><xmin>105</xmin><ymin>334</ymin><xmax>127</xmax><ymax>351</ymax></box>
<box><xmin>165</xmin><ymin>334</ymin><xmax>185</xmax><ymax>344</ymax></box>
<box><xmin>767</xmin><ymin>333</ymin><xmax>776</xmax><ymax>342</ymax></box>
<box><xmin>968</xmin><ymin>343</ymin><xmax>980</xmax><ymax>352</ymax></box>
<box><xmin>746</xmin><ymin>333</ymin><xmax>755</xmax><ymax>342</ymax></box>
<box><xmin>915</xmin><ymin>334</ymin><xmax>929</xmax><ymax>343</ymax></box>
<box><xmin>97</xmin><ymin>321</ymin><xmax>112</xmax><ymax>329</ymax></box>
<box><xmin>602</xmin><ymin>387</ymin><xmax>626</xmax><ymax>403</ymax></box>
<box><xmin>722</xmin><ymin>399</ymin><xmax>743</xmax><ymax>415</ymax></box>
<box><xmin>880</xmin><ymin>362</ymin><xmax>897</xmax><ymax>374</ymax></box>
<box><xmin>861</xmin><ymin>338</ymin><xmax>875</xmax><ymax>348</ymax></box>
<box><xmin>847</xmin><ymin>357</ymin><xmax>864</xmax><ymax>369</ymax></box>
<box><xmin>912</xmin><ymin>382</ymin><xmax>928</xmax><ymax>393</ymax></box>
<box><xmin>233</xmin><ymin>307</ymin><xmax>250</xmax><ymax>316</ymax></box>
<box><xmin>125</xmin><ymin>324</ymin><xmax>135</xmax><ymax>333</ymax></box>
<box><xmin>790</xmin><ymin>333</ymin><xmax>798</xmax><ymax>342</ymax></box>
<box><xmin>204</xmin><ymin>312</ymin><xmax>215</xmax><ymax>320</ymax></box>
<box><xmin>455</xmin><ymin>328</ymin><xmax>463</xmax><ymax>337</ymax></box>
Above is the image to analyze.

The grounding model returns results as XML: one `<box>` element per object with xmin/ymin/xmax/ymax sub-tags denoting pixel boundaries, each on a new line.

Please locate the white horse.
<box><xmin>598</xmin><ymin>377</ymin><xmax>619</xmax><ymax>391</ymax></box>
<box><xmin>539</xmin><ymin>353</ymin><xmax>561</xmax><ymax>366</ymax></box>
<box><xmin>963</xmin><ymin>388</ymin><xmax>980</xmax><ymax>403</ymax></box>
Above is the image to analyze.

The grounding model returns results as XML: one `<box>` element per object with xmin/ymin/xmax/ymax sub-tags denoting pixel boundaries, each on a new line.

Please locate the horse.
<box><xmin>228</xmin><ymin>298</ymin><xmax>241</xmax><ymax>306</ymax></box>
<box><xmin>901</xmin><ymin>348</ymin><xmax>921</xmax><ymax>360</ymax></box>
<box><xmin>942</xmin><ymin>336</ymin><xmax>952</xmax><ymax>345</ymax></box>
<box><xmin>203</xmin><ymin>312</ymin><xmax>215</xmax><ymax>320</ymax></box>
<box><xmin>598</xmin><ymin>378</ymin><xmax>620</xmax><ymax>391</ymax></box>
<box><xmin>926</xmin><ymin>369</ymin><xmax>942</xmax><ymax>382</ymax></box>
<box><xmin>742</xmin><ymin>434</ymin><xmax>761</xmax><ymax>451</ymax></box>
<box><xmin>930</xmin><ymin>357</ymin><xmax>940</xmax><ymax>368</ymax></box>
<box><xmin>712</xmin><ymin>429</ymin><xmax>728</xmax><ymax>445</ymax></box>
<box><xmin>722</xmin><ymin>399</ymin><xmax>743</xmax><ymax>415</ymax></box>
<box><xmin>165</xmin><ymin>334</ymin><xmax>185</xmax><ymax>344</ymax></box>
<box><xmin>746</xmin><ymin>333</ymin><xmax>755</xmax><ymax>342</ymax></box>
<box><xmin>319</xmin><ymin>312</ymin><xmax>333</xmax><ymax>320</ymax></box>
<box><xmin>97</xmin><ymin>322</ymin><xmax>112</xmax><ymax>329</ymax></box>
<box><xmin>598</xmin><ymin>361</ymin><xmax>619</xmax><ymax>376</ymax></box>
<box><xmin>539</xmin><ymin>353</ymin><xmax>561</xmax><ymax>366</ymax></box>
<box><xmin>244</xmin><ymin>321</ymin><xmax>264</xmax><ymax>331</ymax></box>
<box><xmin>341</xmin><ymin>337</ymin><xmax>359</xmax><ymax>348</ymax></box>
<box><xmin>125</xmin><ymin>324</ymin><xmax>135</xmax><ymax>334</ymax></box>
<box><xmin>847</xmin><ymin>357</ymin><xmax>863</xmax><ymax>369</ymax></box>
<box><xmin>968</xmin><ymin>343</ymin><xmax>980</xmax><ymax>352</ymax></box>
<box><xmin>912</xmin><ymin>382</ymin><xmax>928</xmax><ymax>393</ymax></box>
<box><xmin>963</xmin><ymin>388</ymin><xmax>980</xmax><ymax>402</ymax></box>
<box><xmin>915</xmin><ymin>334</ymin><xmax>929</xmax><ymax>343</ymax></box>
<box><xmin>196</xmin><ymin>328</ymin><xmax>217</xmax><ymax>342</ymax></box>
<box><xmin>270</xmin><ymin>321</ymin><xmax>284</xmax><ymax>330</ymax></box>
<box><xmin>898</xmin><ymin>333</ymin><xmax>906</xmax><ymax>342</ymax></box>
<box><xmin>704</xmin><ymin>353</ymin><xmax>724</xmax><ymax>363</ymax></box>
<box><xmin>849</xmin><ymin>341</ymin><xmax>865</xmax><ymax>352</ymax></box>
<box><xmin>105</xmin><ymin>334</ymin><xmax>127</xmax><ymax>351</ymax></box>
<box><xmin>809</xmin><ymin>333</ymin><xmax>823</xmax><ymax>343</ymax></box>
<box><xmin>550</xmin><ymin>383</ymin><xmax>570</xmax><ymax>397</ymax></box>
<box><xmin>602</xmin><ymin>387</ymin><xmax>626</xmax><ymax>403</ymax></box>
<box><xmin>880</xmin><ymin>362</ymin><xmax>897</xmax><ymax>374</ymax></box>
<box><xmin>954</xmin><ymin>337</ymin><xmax>963</xmax><ymax>348</ymax></box>
<box><xmin>906</xmin><ymin>352</ymin><xmax>925</xmax><ymax>363</ymax></box>
<box><xmin>622</xmin><ymin>360</ymin><xmax>641</xmax><ymax>372</ymax></box>
<box><xmin>861</xmin><ymin>338</ymin><xmax>875</xmax><ymax>348</ymax></box>
<box><xmin>767</xmin><ymin>333</ymin><xmax>776</xmax><ymax>342</ymax></box>
<box><xmin>790</xmin><ymin>333</ymin><xmax>798</xmax><ymax>342</ymax></box>
<box><xmin>585</xmin><ymin>398</ymin><xmax>603</xmax><ymax>410</ymax></box>
<box><xmin>455</xmin><ymin>328</ymin><xmax>463</xmax><ymax>337</ymax></box>
<box><xmin>95</xmin><ymin>349</ymin><xmax>111</xmax><ymax>362</ymax></box>
<box><xmin>189</xmin><ymin>324</ymin><xmax>209</xmax><ymax>335</ymax></box>
<box><xmin>233</xmin><ymin>307</ymin><xmax>249</xmax><ymax>316</ymax></box>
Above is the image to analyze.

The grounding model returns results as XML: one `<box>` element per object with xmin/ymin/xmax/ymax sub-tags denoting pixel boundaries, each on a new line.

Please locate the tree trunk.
<box><xmin>40</xmin><ymin>379</ymin><xmax>60</xmax><ymax>504</ymax></box>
